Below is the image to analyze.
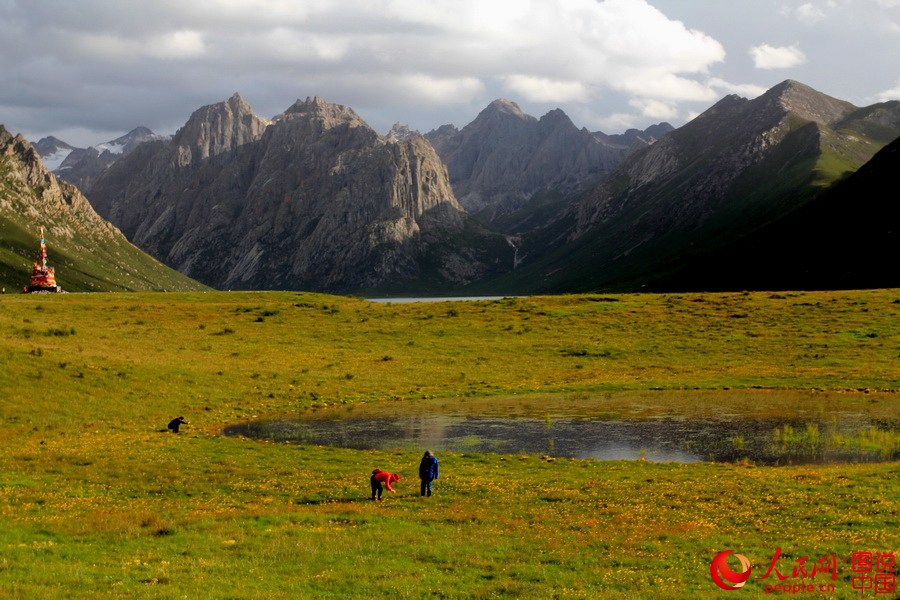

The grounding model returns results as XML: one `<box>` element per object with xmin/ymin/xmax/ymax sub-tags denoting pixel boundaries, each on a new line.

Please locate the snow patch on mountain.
<box><xmin>41</xmin><ymin>148</ymin><xmax>74</xmax><ymax>170</ymax></box>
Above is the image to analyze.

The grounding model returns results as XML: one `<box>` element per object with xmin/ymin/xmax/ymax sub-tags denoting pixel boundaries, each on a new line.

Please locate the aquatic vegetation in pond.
<box><xmin>225</xmin><ymin>392</ymin><xmax>898</xmax><ymax>465</ymax></box>
<box><xmin>770</xmin><ymin>421</ymin><xmax>899</xmax><ymax>462</ymax></box>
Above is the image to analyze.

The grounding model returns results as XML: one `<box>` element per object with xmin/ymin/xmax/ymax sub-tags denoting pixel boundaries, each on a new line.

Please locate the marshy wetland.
<box><xmin>0</xmin><ymin>289</ymin><xmax>897</xmax><ymax>598</ymax></box>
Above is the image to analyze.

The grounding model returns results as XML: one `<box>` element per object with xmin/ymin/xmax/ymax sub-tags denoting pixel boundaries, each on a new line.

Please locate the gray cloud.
<box><xmin>1</xmin><ymin>0</ymin><xmax>897</xmax><ymax>147</ymax></box>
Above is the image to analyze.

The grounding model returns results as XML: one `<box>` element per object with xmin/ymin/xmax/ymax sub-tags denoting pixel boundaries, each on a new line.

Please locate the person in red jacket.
<box><xmin>370</xmin><ymin>469</ymin><xmax>400</xmax><ymax>501</ymax></box>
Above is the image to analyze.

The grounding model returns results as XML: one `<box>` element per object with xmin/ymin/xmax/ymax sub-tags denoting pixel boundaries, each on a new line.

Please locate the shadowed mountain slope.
<box><xmin>487</xmin><ymin>80</ymin><xmax>900</xmax><ymax>293</ymax></box>
<box><xmin>646</xmin><ymin>134</ymin><xmax>900</xmax><ymax>291</ymax></box>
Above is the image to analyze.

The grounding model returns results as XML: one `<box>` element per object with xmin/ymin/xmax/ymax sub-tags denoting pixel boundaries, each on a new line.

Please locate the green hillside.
<box><xmin>0</xmin><ymin>216</ymin><xmax>210</xmax><ymax>293</ymax></box>
<box><xmin>0</xmin><ymin>129</ymin><xmax>209</xmax><ymax>293</ymax></box>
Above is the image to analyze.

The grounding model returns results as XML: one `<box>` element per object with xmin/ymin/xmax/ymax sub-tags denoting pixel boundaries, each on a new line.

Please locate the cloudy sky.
<box><xmin>2</xmin><ymin>0</ymin><xmax>899</xmax><ymax>147</ymax></box>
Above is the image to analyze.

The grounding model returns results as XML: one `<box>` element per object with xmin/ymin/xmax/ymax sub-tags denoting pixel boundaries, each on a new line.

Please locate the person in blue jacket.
<box><xmin>418</xmin><ymin>450</ymin><xmax>439</xmax><ymax>497</ymax></box>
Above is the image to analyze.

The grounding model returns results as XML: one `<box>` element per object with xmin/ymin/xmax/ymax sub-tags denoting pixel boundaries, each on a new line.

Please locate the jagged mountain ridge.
<box><xmin>35</xmin><ymin>126</ymin><xmax>168</xmax><ymax>194</ymax></box>
<box><xmin>597</xmin><ymin>123</ymin><xmax>674</xmax><ymax>149</ymax></box>
<box><xmin>0</xmin><ymin>125</ymin><xmax>208</xmax><ymax>292</ymax></box>
<box><xmin>88</xmin><ymin>95</ymin><xmax>511</xmax><ymax>292</ymax></box>
<box><xmin>35</xmin><ymin>79</ymin><xmax>899</xmax><ymax>295</ymax></box>
<box><xmin>425</xmin><ymin>99</ymin><xmax>671</xmax><ymax>226</ymax></box>
<box><xmin>499</xmin><ymin>80</ymin><xmax>900</xmax><ymax>293</ymax></box>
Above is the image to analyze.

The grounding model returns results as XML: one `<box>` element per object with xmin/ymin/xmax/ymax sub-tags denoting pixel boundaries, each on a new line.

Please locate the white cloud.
<box><xmin>781</xmin><ymin>0</ymin><xmax>839</xmax><ymax>22</ymax></box>
<box><xmin>593</xmin><ymin>111</ymin><xmax>642</xmax><ymax>133</ymax></box>
<box><xmin>394</xmin><ymin>75</ymin><xmax>485</xmax><ymax>105</ymax></box>
<box><xmin>617</xmin><ymin>73</ymin><xmax>720</xmax><ymax>103</ymax></box>
<box><xmin>0</xmin><ymin>0</ymin><xmax>732</xmax><ymax>138</ymax></box>
<box><xmin>750</xmin><ymin>43</ymin><xmax>807</xmax><ymax>69</ymax></box>
<box><xmin>875</xmin><ymin>85</ymin><xmax>900</xmax><ymax>101</ymax></box>
<box><xmin>628</xmin><ymin>98</ymin><xmax>679</xmax><ymax>120</ymax></box>
<box><xmin>253</xmin><ymin>28</ymin><xmax>350</xmax><ymax>63</ymax></box>
<box><xmin>707</xmin><ymin>78</ymin><xmax>768</xmax><ymax>99</ymax></box>
<box><xmin>149</xmin><ymin>30</ymin><xmax>207</xmax><ymax>60</ymax></box>
<box><xmin>502</xmin><ymin>76</ymin><xmax>588</xmax><ymax>103</ymax></box>
<box><xmin>65</xmin><ymin>29</ymin><xmax>206</xmax><ymax>63</ymax></box>
<box><xmin>68</xmin><ymin>32</ymin><xmax>141</xmax><ymax>64</ymax></box>
<box><xmin>794</xmin><ymin>3</ymin><xmax>827</xmax><ymax>23</ymax></box>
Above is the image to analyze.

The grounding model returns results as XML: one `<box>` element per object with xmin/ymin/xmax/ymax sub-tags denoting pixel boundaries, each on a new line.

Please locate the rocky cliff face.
<box><xmin>88</xmin><ymin>96</ymin><xmax>509</xmax><ymax>292</ymax></box>
<box><xmin>171</xmin><ymin>93</ymin><xmax>270</xmax><ymax>167</ymax></box>
<box><xmin>426</xmin><ymin>100</ymin><xmax>664</xmax><ymax>224</ymax></box>
<box><xmin>0</xmin><ymin>125</ymin><xmax>206</xmax><ymax>291</ymax></box>
<box><xmin>2</xmin><ymin>127</ymin><xmax>123</xmax><ymax>235</ymax></box>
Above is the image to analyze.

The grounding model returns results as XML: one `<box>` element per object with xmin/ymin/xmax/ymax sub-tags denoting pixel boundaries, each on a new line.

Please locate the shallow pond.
<box><xmin>365</xmin><ymin>296</ymin><xmax>509</xmax><ymax>303</ymax></box>
<box><xmin>225</xmin><ymin>391</ymin><xmax>898</xmax><ymax>465</ymax></box>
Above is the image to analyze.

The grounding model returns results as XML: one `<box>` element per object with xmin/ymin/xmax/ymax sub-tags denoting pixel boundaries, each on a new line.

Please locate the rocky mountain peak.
<box><xmin>34</xmin><ymin>135</ymin><xmax>74</xmax><ymax>156</ymax></box>
<box><xmin>424</xmin><ymin>101</ymin><xmax>635</xmax><ymax>223</ymax></box>
<box><xmin>99</xmin><ymin>126</ymin><xmax>166</xmax><ymax>155</ymax></box>
<box><xmin>566</xmin><ymin>78</ymin><xmax>900</xmax><ymax>279</ymax></box>
<box><xmin>598</xmin><ymin>122</ymin><xmax>674</xmax><ymax>149</ymax></box>
<box><xmin>479</xmin><ymin>99</ymin><xmax>535</xmax><ymax>123</ymax></box>
<box><xmin>422</xmin><ymin>123</ymin><xmax>460</xmax><ymax>156</ymax></box>
<box><xmin>759</xmin><ymin>79</ymin><xmax>855</xmax><ymax>127</ymax></box>
<box><xmin>539</xmin><ymin>108</ymin><xmax>576</xmax><ymax>130</ymax></box>
<box><xmin>171</xmin><ymin>93</ymin><xmax>270</xmax><ymax>166</ymax></box>
<box><xmin>126</xmin><ymin>126</ymin><xmax>154</xmax><ymax>137</ymax></box>
<box><xmin>691</xmin><ymin>94</ymin><xmax>748</xmax><ymax>124</ymax></box>
<box><xmin>2</xmin><ymin>132</ymin><xmax>42</xmax><ymax>174</ymax></box>
<box><xmin>33</xmin><ymin>127</ymin><xmax>168</xmax><ymax>192</ymax></box>
<box><xmin>281</xmin><ymin>96</ymin><xmax>365</xmax><ymax>131</ymax></box>
<box><xmin>226</xmin><ymin>92</ymin><xmax>250</xmax><ymax>110</ymax></box>
<box><xmin>386</xmin><ymin>122</ymin><xmax>419</xmax><ymax>142</ymax></box>
<box><xmin>643</xmin><ymin>123</ymin><xmax>674</xmax><ymax>141</ymax></box>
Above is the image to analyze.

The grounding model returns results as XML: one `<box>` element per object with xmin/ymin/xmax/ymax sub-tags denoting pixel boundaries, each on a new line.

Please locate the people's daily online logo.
<box><xmin>711</xmin><ymin>550</ymin><xmax>753</xmax><ymax>591</ymax></box>
<box><xmin>710</xmin><ymin>548</ymin><xmax>897</xmax><ymax>595</ymax></box>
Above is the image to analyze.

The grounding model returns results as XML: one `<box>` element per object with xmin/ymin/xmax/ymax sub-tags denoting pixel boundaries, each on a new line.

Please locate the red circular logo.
<box><xmin>711</xmin><ymin>550</ymin><xmax>752</xmax><ymax>590</ymax></box>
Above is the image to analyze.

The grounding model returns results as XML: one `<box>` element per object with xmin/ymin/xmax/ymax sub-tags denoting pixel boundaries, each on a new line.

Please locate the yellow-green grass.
<box><xmin>0</xmin><ymin>289</ymin><xmax>897</xmax><ymax>598</ymax></box>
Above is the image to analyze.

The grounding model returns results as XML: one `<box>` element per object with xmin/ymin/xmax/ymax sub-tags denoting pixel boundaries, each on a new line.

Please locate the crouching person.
<box><xmin>370</xmin><ymin>469</ymin><xmax>399</xmax><ymax>501</ymax></box>
<box><xmin>167</xmin><ymin>416</ymin><xmax>189</xmax><ymax>433</ymax></box>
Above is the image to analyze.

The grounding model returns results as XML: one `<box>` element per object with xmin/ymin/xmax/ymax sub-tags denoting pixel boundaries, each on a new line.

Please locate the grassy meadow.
<box><xmin>0</xmin><ymin>289</ymin><xmax>897</xmax><ymax>598</ymax></box>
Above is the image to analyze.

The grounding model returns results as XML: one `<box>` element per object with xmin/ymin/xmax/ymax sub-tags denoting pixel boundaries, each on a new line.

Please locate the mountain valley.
<box><xmin>15</xmin><ymin>79</ymin><xmax>900</xmax><ymax>295</ymax></box>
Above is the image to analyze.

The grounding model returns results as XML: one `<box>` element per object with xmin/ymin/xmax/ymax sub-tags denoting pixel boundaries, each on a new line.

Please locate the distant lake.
<box><xmin>225</xmin><ymin>391</ymin><xmax>898</xmax><ymax>465</ymax></box>
<box><xmin>366</xmin><ymin>296</ymin><xmax>511</xmax><ymax>303</ymax></box>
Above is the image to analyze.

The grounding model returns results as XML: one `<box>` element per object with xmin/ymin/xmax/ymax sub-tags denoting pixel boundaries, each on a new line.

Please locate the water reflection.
<box><xmin>225</xmin><ymin>411</ymin><xmax>898</xmax><ymax>465</ymax></box>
